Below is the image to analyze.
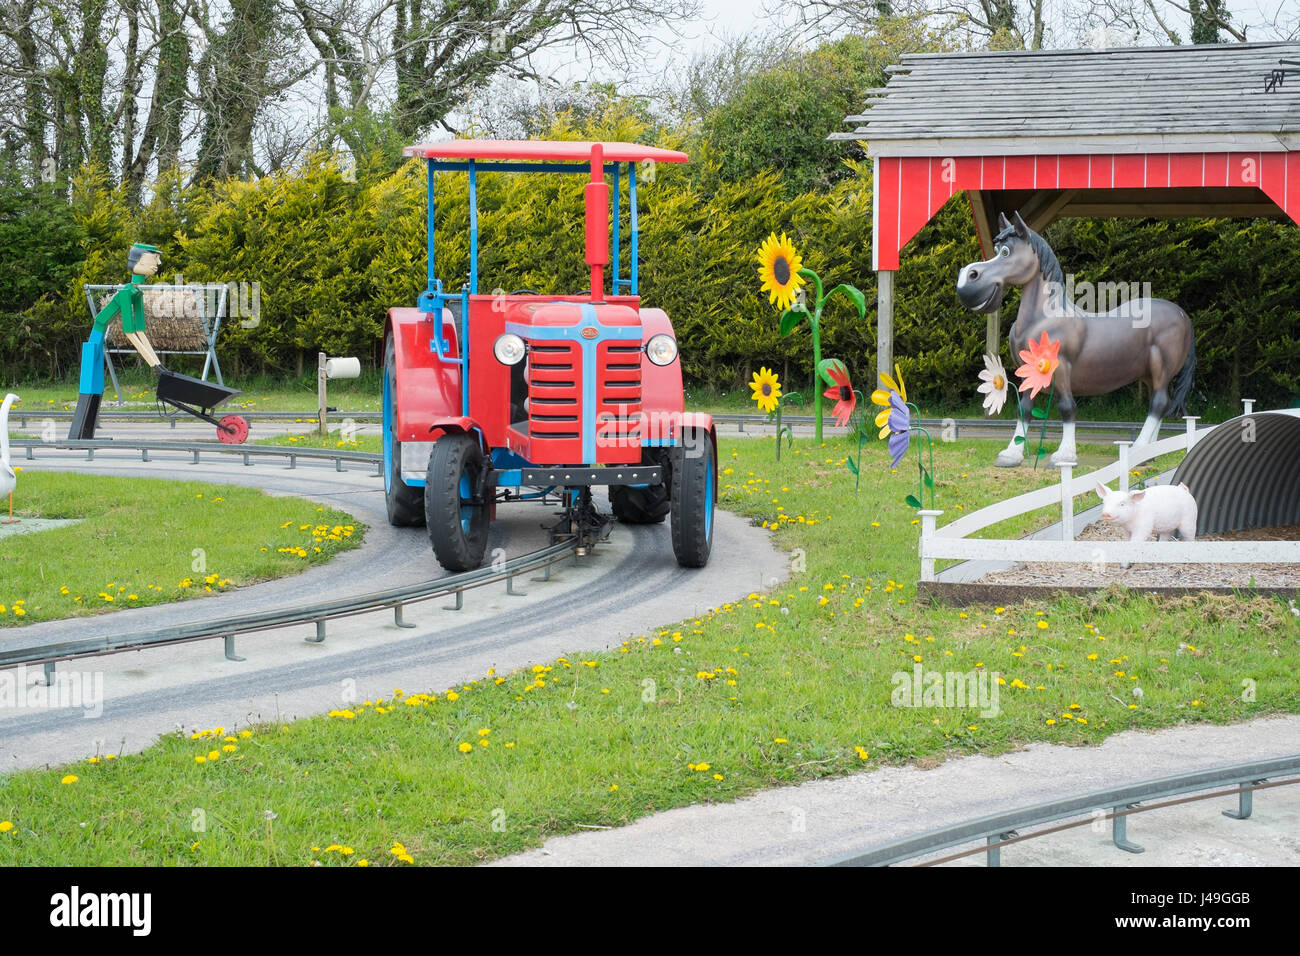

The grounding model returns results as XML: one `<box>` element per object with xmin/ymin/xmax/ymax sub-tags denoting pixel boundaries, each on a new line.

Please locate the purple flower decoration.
<box><xmin>887</xmin><ymin>392</ymin><xmax>911</xmax><ymax>469</ymax></box>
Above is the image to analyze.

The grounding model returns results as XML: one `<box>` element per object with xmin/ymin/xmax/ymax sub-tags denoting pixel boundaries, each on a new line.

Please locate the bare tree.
<box><xmin>388</xmin><ymin>0</ymin><xmax>699</xmax><ymax>138</ymax></box>
<box><xmin>0</xmin><ymin>0</ymin><xmax>50</xmax><ymax>173</ymax></box>
<box><xmin>0</xmin><ymin>0</ymin><xmax>699</xmax><ymax>190</ymax></box>
<box><xmin>766</xmin><ymin>0</ymin><xmax>1292</xmax><ymax>50</ymax></box>
<box><xmin>654</xmin><ymin>29</ymin><xmax>794</xmax><ymax>128</ymax></box>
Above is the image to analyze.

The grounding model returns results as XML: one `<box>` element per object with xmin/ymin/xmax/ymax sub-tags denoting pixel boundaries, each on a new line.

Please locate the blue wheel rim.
<box><xmin>382</xmin><ymin>358</ymin><xmax>396</xmax><ymax>493</ymax></box>
<box><xmin>704</xmin><ymin>453</ymin><xmax>715</xmax><ymax>543</ymax></box>
<box><xmin>459</xmin><ymin>472</ymin><xmax>473</xmax><ymax>534</ymax></box>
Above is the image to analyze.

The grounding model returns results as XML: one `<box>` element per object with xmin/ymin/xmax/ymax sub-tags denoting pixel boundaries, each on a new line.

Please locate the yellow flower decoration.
<box><xmin>756</xmin><ymin>233</ymin><xmax>806</xmax><ymax>311</ymax></box>
<box><xmin>871</xmin><ymin>364</ymin><xmax>907</xmax><ymax>438</ymax></box>
<box><xmin>749</xmin><ymin>367</ymin><xmax>782</xmax><ymax>415</ymax></box>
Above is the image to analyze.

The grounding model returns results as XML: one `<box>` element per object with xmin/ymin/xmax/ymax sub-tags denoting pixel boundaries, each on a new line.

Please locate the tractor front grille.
<box><xmin>525</xmin><ymin>338</ymin><xmax>642</xmax><ymax>463</ymax></box>
<box><xmin>596</xmin><ymin>342</ymin><xmax>643</xmax><ymax>453</ymax></box>
<box><xmin>527</xmin><ymin>342</ymin><xmax>580</xmax><ymax>440</ymax></box>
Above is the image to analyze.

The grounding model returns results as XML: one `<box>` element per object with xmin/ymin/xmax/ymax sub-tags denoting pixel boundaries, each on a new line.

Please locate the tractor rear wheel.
<box><xmin>609</xmin><ymin>482</ymin><xmax>669</xmax><ymax>524</ymax></box>
<box><xmin>670</xmin><ymin>430</ymin><xmax>716</xmax><ymax>568</ymax></box>
<box><xmin>426</xmin><ymin>433</ymin><xmax>490</xmax><ymax>572</ymax></box>
<box><xmin>383</xmin><ymin>332</ymin><xmax>425</xmax><ymax>527</ymax></box>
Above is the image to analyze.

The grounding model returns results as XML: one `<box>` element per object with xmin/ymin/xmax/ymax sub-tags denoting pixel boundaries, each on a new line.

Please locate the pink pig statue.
<box><xmin>1095</xmin><ymin>482</ymin><xmax>1198</xmax><ymax>566</ymax></box>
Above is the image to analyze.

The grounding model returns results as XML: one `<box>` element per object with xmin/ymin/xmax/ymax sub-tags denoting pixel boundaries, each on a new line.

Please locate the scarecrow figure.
<box><xmin>68</xmin><ymin>243</ymin><xmax>168</xmax><ymax>439</ymax></box>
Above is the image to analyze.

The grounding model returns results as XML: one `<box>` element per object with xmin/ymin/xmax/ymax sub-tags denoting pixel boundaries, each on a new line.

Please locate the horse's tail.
<box><xmin>1166</xmin><ymin>332</ymin><xmax>1196</xmax><ymax>419</ymax></box>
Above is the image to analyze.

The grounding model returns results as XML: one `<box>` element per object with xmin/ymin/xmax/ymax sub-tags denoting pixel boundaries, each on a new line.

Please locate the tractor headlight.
<box><xmin>493</xmin><ymin>333</ymin><xmax>526</xmax><ymax>365</ymax></box>
<box><xmin>645</xmin><ymin>334</ymin><xmax>678</xmax><ymax>366</ymax></box>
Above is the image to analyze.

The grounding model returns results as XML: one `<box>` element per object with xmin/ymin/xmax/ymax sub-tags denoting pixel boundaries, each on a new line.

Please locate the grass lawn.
<box><xmin>686</xmin><ymin>382</ymin><xmax>1248</xmax><ymax>426</ymax></box>
<box><xmin>0</xmin><ymin>434</ymin><xmax>1294</xmax><ymax>865</ymax></box>
<box><xmin>253</xmin><ymin>428</ymin><xmax>382</xmax><ymax>454</ymax></box>
<box><xmin>8</xmin><ymin>368</ymin><xmax>1253</xmax><ymax>425</ymax></box>
<box><xmin>0</xmin><ymin>472</ymin><xmax>364</xmax><ymax>626</ymax></box>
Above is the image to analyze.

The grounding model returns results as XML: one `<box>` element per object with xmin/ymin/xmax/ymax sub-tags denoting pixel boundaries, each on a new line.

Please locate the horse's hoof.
<box><xmin>1049</xmin><ymin>449</ymin><xmax>1078</xmax><ymax>467</ymax></box>
<box><xmin>994</xmin><ymin>452</ymin><xmax>1024</xmax><ymax>468</ymax></box>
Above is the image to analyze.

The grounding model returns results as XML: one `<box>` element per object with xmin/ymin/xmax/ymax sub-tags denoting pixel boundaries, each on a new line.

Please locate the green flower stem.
<box><xmin>1033</xmin><ymin>392</ymin><xmax>1054</xmax><ymax>471</ymax></box>
<box><xmin>910</xmin><ymin>402</ymin><xmax>935</xmax><ymax>510</ymax></box>
<box><xmin>775</xmin><ymin>403</ymin><xmax>782</xmax><ymax>462</ymax></box>
<box><xmin>853</xmin><ymin>388</ymin><xmax>866</xmax><ymax>492</ymax></box>
<box><xmin>798</xmin><ymin>267</ymin><xmax>825</xmax><ymax>443</ymax></box>
<box><xmin>801</xmin><ymin>267</ymin><xmax>825</xmax><ymax>315</ymax></box>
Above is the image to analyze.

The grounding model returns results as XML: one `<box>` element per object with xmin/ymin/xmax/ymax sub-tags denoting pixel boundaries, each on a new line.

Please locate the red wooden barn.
<box><xmin>833</xmin><ymin>41</ymin><xmax>1300</xmax><ymax>382</ymax></box>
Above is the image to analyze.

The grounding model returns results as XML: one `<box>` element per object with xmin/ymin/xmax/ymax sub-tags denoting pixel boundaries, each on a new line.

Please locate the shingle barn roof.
<box><xmin>834</xmin><ymin>41</ymin><xmax>1300</xmax><ymax>156</ymax></box>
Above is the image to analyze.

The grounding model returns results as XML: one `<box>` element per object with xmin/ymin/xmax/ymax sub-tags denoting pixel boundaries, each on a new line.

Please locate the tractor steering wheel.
<box><xmin>507</xmin><ymin>288</ymin><xmax>540</xmax><ymax>296</ymax></box>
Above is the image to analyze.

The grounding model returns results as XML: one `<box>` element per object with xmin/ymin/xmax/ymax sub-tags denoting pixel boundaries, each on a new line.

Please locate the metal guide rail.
<box><xmin>17</xmin><ymin>407</ymin><xmax>1194</xmax><ymax>441</ymax></box>
<box><xmin>826</xmin><ymin>754</ymin><xmax>1300</xmax><ymax>867</ymax></box>
<box><xmin>14</xmin><ymin>409</ymin><xmax>383</xmax><ymax>425</ymax></box>
<box><xmin>13</xmin><ymin>438</ymin><xmax>383</xmax><ymax>474</ymax></box>
<box><xmin>717</xmin><ymin>413</ymin><xmax>1187</xmax><ymax>440</ymax></box>
<box><xmin>1</xmin><ymin>439</ymin><xmax>581</xmax><ymax>682</ymax></box>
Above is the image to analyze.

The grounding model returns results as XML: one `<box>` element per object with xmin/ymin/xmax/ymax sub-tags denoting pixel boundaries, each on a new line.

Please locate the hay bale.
<box><xmin>101</xmin><ymin>286</ymin><xmax>209</xmax><ymax>351</ymax></box>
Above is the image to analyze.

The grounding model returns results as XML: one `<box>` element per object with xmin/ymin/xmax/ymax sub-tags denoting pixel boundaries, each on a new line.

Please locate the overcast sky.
<box><xmin>530</xmin><ymin>0</ymin><xmax>1296</xmax><ymax>91</ymax></box>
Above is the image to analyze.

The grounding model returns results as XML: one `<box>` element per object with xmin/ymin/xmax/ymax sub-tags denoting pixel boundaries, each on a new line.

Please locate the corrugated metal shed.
<box><xmin>1173</xmin><ymin>411</ymin><xmax>1300</xmax><ymax>535</ymax></box>
<box><xmin>834</xmin><ymin>41</ymin><xmax>1300</xmax><ymax>154</ymax></box>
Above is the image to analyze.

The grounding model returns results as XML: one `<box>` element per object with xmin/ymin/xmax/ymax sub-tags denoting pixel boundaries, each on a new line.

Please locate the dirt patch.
<box><xmin>977</xmin><ymin>521</ymin><xmax>1300</xmax><ymax>589</ymax></box>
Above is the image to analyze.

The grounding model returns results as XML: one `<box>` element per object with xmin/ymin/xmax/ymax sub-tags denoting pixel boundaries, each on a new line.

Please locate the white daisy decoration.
<box><xmin>977</xmin><ymin>353</ymin><xmax>1009</xmax><ymax>416</ymax></box>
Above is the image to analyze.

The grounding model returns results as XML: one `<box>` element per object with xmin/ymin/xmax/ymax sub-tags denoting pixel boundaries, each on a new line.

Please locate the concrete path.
<box><xmin>495</xmin><ymin>716</ymin><xmax>1300</xmax><ymax>867</ymax></box>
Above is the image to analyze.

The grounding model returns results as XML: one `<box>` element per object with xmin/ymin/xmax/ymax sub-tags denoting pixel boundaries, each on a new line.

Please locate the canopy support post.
<box><xmin>876</xmin><ymin>269</ymin><xmax>894</xmax><ymax>384</ymax></box>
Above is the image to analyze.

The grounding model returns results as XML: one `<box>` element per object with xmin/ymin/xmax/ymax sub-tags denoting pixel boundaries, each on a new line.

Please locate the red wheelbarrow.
<box><xmin>156</xmin><ymin>367</ymin><xmax>249</xmax><ymax>444</ymax></box>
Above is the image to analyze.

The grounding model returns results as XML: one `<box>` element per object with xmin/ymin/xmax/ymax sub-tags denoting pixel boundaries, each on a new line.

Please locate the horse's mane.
<box><xmin>994</xmin><ymin>221</ymin><xmax>1064</xmax><ymax>288</ymax></box>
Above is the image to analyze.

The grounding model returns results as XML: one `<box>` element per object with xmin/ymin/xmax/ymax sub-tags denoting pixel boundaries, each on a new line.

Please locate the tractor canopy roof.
<box><xmin>403</xmin><ymin>139</ymin><xmax>688</xmax><ymax>165</ymax></box>
<box><xmin>409</xmin><ymin>139</ymin><xmax>684</xmax><ymax>308</ymax></box>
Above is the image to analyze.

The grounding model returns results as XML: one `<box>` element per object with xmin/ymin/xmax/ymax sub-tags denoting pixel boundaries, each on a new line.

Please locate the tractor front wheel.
<box><xmin>383</xmin><ymin>332</ymin><xmax>425</xmax><ymax>527</ymax></box>
<box><xmin>670</xmin><ymin>430</ymin><xmax>716</xmax><ymax>568</ymax></box>
<box><xmin>426</xmin><ymin>433</ymin><xmax>490</xmax><ymax>572</ymax></box>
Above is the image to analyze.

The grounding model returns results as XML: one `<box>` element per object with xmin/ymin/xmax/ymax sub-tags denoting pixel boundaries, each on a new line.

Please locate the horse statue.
<box><xmin>956</xmin><ymin>211</ymin><xmax>1195</xmax><ymax>467</ymax></box>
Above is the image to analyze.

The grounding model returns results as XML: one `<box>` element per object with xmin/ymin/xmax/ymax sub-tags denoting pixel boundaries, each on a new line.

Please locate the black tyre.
<box><xmin>670</xmin><ymin>430</ymin><xmax>716</xmax><ymax>568</ymax></box>
<box><xmin>610</xmin><ymin>483</ymin><xmax>670</xmax><ymax>524</ymax></box>
<box><xmin>383</xmin><ymin>332</ymin><xmax>425</xmax><ymax>527</ymax></box>
<box><xmin>426</xmin><ymin>433</ymin><xmax>490</xmax><ymax>572</ymax></box>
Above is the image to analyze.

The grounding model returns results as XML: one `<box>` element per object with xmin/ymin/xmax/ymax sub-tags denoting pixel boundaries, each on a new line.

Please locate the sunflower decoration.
<box><xmin>750</xmin><ymin>367</ymin><xmax>782</xmax><ymax>415</ymax></box>
<box><xmin>756</xmin><ymin>233</ymin><xmax>806</xmax><ymax>312</ymax></box>
<box><xmin>754</xmin><ymin>232</ymin><xmax>866</xmax><ymax>443</ymax></box>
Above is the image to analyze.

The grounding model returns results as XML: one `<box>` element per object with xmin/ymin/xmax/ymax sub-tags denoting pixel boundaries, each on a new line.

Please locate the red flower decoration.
<box><xmin>1015</xmin><ymin>331</ymin><xmax>1061</xmax><ymax>399</ymax></box>
<box><xmin>822</xmin><ymin>363</ymin><xmax>857</xmax><ymax>428</ymax></box>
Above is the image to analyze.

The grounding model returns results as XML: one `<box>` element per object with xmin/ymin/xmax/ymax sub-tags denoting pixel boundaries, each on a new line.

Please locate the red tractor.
<box><xmin>384</xmin><ymin>140</ymin><xmax>717</xmax><ymax>572</ymax></box>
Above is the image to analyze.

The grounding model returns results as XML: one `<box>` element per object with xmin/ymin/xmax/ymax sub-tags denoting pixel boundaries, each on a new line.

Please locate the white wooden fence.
<box><xmin>919</xmin><ymin>410</ymin><xmax>1300</xmax><ymax>582</ymax></box>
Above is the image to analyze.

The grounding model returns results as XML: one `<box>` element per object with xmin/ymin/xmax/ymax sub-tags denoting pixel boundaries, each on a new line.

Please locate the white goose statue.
<box><xmin>1</xmin><ymin>392</ymin><xmax>18</xmax><ymax>524</ymax></box>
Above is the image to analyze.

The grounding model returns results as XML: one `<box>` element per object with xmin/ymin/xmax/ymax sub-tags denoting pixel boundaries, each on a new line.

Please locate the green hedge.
<box><xmin>3</xmin><ymin>113</ymin><xmax>1299</xmax><ymax>410</ymax></box>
